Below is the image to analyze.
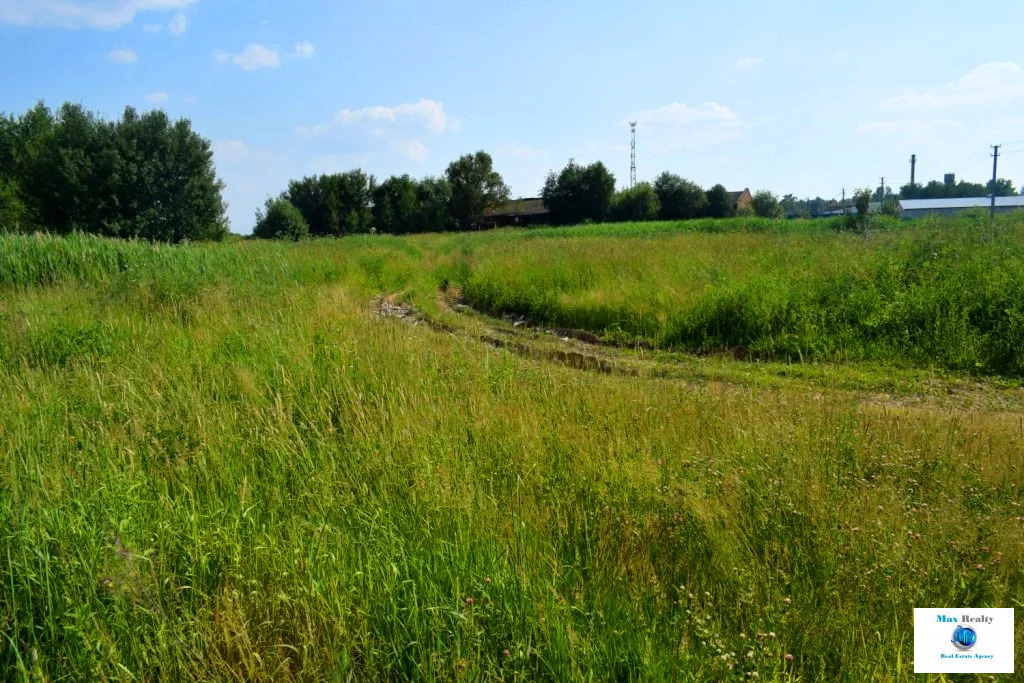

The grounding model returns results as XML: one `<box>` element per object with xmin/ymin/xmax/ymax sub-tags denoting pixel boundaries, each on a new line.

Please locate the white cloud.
<box><xmin>0</xmin><ymin>0</ymin><xmax>194</xmax><ymax>29</ymax></box>
<box><xmin>107</xmin><ymin>47</ymin><xmax>138</xmax><ymax>63</ymax></box>
<box><xmin>145</xmin><ymin>91</ymin><xmax>168</xmax><ymax>103</ymax></box>
<box><xmin>623</xmin><ymin>101</ymin><xmax>746</xmax><ymax>153</ymax></box>
<box><xmin>143</xmin><ymin>23</ymin><xmax>161</xmax><ymax>32</ymax></box>
<box><xmin>736</xmin><ymin>56</ymin><xmax>762</xmax><ymax>68</ymax></box>
<box><xmin>390</xmin><ymin>139</ymin><xmax>428</xmax><ymax>163</ymax></box>
<box><xmin>214</xmin><ymin>43</ymin><xmax>280</xmax><ymax>70</ymax></box>
<box><xmin>294</xmin><ymin>40</ymin><xmax>314</xmax><ymax>58</ymax></box>
<box><xmin>883</xmin><ymin>62</ymin><xmax>1024</xmax><ymax>109</ymax></box>
<box><xmin>298</xmin><ymin>98</ymin><xmax>457</xmax><ymax>136</ymax></box>
<box><xmin>167</xmin><ymin>11</ymin><xmax>186</xmax><ymax>35</ymax></box>
<box><xmin>214</xmin><ymin>139</ymin><xmax>270</xmax><ymax>163</ymax></box>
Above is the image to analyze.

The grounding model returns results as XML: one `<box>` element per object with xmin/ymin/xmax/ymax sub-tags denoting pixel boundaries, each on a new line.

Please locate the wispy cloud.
<box><xmin>623</xmin><ymin>101</ymin><xmax>747</xmax><ymax>153</ymax></box>
<box><xmin>293</xmin><ymin>40</ymin><xmax>314</xmax><ymax>58</ymax></box>
<box><xmin>883</xmin><ymin>62</ymin><xmax>1024</xmax><ymax>109</ymax></box>
<box><xmin>298</xmin><ymin>98</ymin><xmax>458</xmax><ymax>136</ymax></box>
<box><xmin>736</xmin><ymin>56</ymin><xmax>762</xmax><ymax>68</ymax></box>
<box><xmin>107</xmin><ymin>47</ymin><xmax>138</xmax><ymax>63</ymax></box>
<box><xmin>213</xmin><ymin>139</ymin><xmax>270</xmax><ymax>163</ymax></box>
<box><xmin>0</xmin><ymin>0</ymin><xmax>195</xmax><ymax>29</ymax></box>
<box><xmin>167</xmin><ymin>12</ymin><xmax>187</xmax><ymax>36</ymax></box>
<box><xmin>390</xmin><ymin>139</ymin><xmax>429</xmax><ymax>163</ymax></box>
<box><xmin>145</xmin><ymin>91</ymin><xmax>168</xmax><ymax>104</ymax></box>
<box><xmin>214</xmin><ymin>43</ymin><xmax>280</xmax><ymax>70</ymax></box>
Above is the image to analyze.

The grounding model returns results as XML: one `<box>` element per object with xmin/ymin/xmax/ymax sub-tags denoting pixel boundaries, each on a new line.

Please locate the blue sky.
<box><xmin>2</xmin><ymin>0</ymin><xmax>1024</xmax><ymax>232</ymax></box>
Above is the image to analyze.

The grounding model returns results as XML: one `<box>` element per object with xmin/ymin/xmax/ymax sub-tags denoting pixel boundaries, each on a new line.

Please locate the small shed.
<box><xmin>483</xmin><ymin>197</ymin><xmax>550</xmax><ymax>228</ymax></box>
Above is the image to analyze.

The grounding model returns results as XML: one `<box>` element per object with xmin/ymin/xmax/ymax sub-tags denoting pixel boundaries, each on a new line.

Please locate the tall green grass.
<box><xmin>462</xmin><ymin>214</ymin><xmax>1024</xmax><ymax>376</ymax></box>
<box><xmin>0</xmin><ymin>225</ymin><xmax>1022</xmax><ymax>680</ymax></box>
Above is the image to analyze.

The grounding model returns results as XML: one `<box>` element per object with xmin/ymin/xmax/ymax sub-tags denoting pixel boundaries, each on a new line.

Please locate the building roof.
<box><xmin>728</xmin><ymin>189</ymin><xmax>750</xmax><ymax>203</ymax></box>
<box><xmin>485</xmin><ymin>197</ymin><xmax>549</xmax><ymax>217</ymax></box>
<box><xmin>899</xmin><ymin>196</ymin><xmax>1024</xmax><ymax>211</ymax></box>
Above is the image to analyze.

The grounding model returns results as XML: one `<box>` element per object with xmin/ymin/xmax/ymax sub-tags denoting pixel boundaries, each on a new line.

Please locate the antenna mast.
<box><xmin>629</xmin><ymin>121</ymin><xmax>637</xmax><ymax>188</ymax></box>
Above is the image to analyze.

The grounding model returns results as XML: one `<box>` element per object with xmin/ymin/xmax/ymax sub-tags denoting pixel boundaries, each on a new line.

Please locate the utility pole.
<box><xmin>990</xmin><ymin>145</ymin><xmax>1000</xmax><ymax>218</ymax></box>
<box><xmin>910</xmin><ymin>154</ymin><xmax>916</xmax><ymax>187</ymax></box>
<box><xmin>629</xmin><ymin>122</ymin><xmax>637</xmax><ymax>189</ymax></box>
<box><xmin>879</xmin><ymin>177</ymin><xmax>885</xmax><ymax>205</ymax></box>
<box><xmin>842</xmin><ymin>187</ymin><xmax>845</xmax><ymax>215</ymax></box>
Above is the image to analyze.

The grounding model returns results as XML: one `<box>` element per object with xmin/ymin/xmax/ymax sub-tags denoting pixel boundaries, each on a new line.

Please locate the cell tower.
<box><xmin>629</xmin><ymin>122</ymin><xmax>637</xmax><ymax>188</ymax></box>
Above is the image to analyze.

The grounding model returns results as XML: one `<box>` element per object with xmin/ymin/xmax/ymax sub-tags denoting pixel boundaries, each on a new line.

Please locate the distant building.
<box><xmin>728</xmin><ymin>188</ymin><xmax>752</xmax><ymax>212</ymax></box>
<box><xmin>482</xmin><ymin>197</ymin><xmax>550</xmax><ymax>227</ymax></box>
<box><xmin>898</xmin><ymin>196</ymin><xmax>1024</xmax><ymax>219</ymax></box>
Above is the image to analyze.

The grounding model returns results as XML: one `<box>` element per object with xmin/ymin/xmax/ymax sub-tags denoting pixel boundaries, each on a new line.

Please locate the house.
<box><xmin>898</xmin><ymin>196</ymin><xmax>1024</xmax><ymax>219</ymax></box>
<box><xmin>728</xmin><ymin>188</ymin><xmax>752</xmax><ymax>212</ymax></box>
<box><xmin>483</xmin><ymin>197</ymin><xmax>550</xmax><ymax>227</ymax></box>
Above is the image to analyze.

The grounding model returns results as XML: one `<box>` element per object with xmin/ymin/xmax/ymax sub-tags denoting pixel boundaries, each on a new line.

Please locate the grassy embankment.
<box><xmin>0</xmin><ymin>221</ymin><xmax>1022</xmax><ymax>681</ymax></box>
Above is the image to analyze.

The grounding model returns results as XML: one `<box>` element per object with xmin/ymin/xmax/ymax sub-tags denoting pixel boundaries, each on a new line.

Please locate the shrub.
<box><xmin>253</xmin><ymin>198</ymin><xmax>310</xmax><ymax>240</ymax></box>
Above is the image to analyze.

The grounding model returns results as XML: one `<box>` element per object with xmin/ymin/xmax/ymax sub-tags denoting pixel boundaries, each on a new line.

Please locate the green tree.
<box><xmin>541</xmin><ymin>159</ymin><xmax>616</xmax><ymax>225</ymax></box>
<box><xmin>108</xmin><ymin>107</ymin><xmax>227</xmax><ymax>241</ymax></box>
<box><xmin>987</xmin><ymin>178</ymin><xmax>1016</xmax><ymax>196</ymax></box>
<box><xmin>750</xmin><ymin>190</ymin><xmax>783</xmax><ymax>218</ymax></box>
<box><xmin>373</xmin><ymin>175</ymin><xmax>420</xmax><ymax>234</ymax></box>
<box><xmin>253</xmin><ymin>197</ymin><xmax>309</xmax><ymax>240</ymax></box>
<box><xmin>413</xmin><ymin>177</ymin><xmax>455</xmax><ymax>233</ymax></box>
<box><xmin>704</xmin><ymin>184</ymin><xmax>734</xmax><ymax>218</ymax></box>
<box><xmin>652</xmin><ymin>172</ymin><xmax>707</xmax><ymax>220</ymax></box>
<box><xmin>611</xmin><ymin>182</ymin><xmax>660</xmax><ymax>222</ymax></box>
<box><xmin>445</xmin><ymin>151</ymin><xmax>509</xmax><ymax>229</ymax></box>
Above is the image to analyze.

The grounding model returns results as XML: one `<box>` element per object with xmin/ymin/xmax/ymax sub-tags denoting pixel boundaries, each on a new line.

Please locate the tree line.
<box><xmin>899</xmin><ymin>178</ymin><xmax>1017</xmax><ymax>200</ymax></box>
<box><xmin>254</xmin><ymin>151</ymin><xmax>510</xmax><ymax>239</ymax></box>
<box><xmin>0</xmin><ymin>101</ymin><xmax>227</xmax><ymax>242</ymax></box>
<box><xmin>257</xmin><ymin>155</ymin><xmax>785</xmax><ymax>239</ymax></box>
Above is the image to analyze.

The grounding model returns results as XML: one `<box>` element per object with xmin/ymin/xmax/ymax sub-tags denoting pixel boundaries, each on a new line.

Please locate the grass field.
<box><xmin>1</xmin><ymin>220</ymin><xmax>1022</xmax><ymax>681</ymax></box>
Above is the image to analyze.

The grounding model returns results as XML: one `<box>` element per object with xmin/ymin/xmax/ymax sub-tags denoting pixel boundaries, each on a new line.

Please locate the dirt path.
<box><xmin>375</xmin><ymin>291</ymin><xmax>1024</xmax><ymax>415</ymax></box>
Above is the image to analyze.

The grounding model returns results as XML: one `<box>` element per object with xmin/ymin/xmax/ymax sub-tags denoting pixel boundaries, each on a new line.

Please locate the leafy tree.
<box><xmin>988</xmin><ymin>178</ymin><xmax>1016</xmax><ymax>196</ymax></box>
<box><xmin>704</xmin><ymin>184</ymin><xmax>734</xmax><ymax>218</ymax></box>
<box><xmin>373</xmin><ymin>175</ymin><xmax>420</xmax><ymax>234</ymax></box>
<box><xmin>750</xmin><ymin>190</ymin><xmax>783</xmax><ymax>218</ymax></box>
<box><xmin>253</xmin><ymin>198</ymin><xmax>309</xmax><ymax>240</ymax></box>
<box><xmin>0</xmin><ymin>178</ymin><xmax>27</xmax><ymax>232</ymax></box>
<box><xmin>413</xmin><ymin>177</ymin><xmax>455</xmax><ymax>233</ymax></box>
<box><xmin>652</xmin><ymin>172</ymin><xmax>706</xmax><ymax>220</ymax></box>
<box><xmin>445</xmin><ymin>151</ymin><xmax>509</xmax><ymax>229</ymax></box>
<box><xmin>284</xmin><ymin>176</ymin><xmax>335</xmax><ymax>236</ymax></box>
<box><xmin>611</xmin><ymin>182</ymin><xmax>660</xmax><ymax>222</ymax></box>
<box><xmin>0</xmin><ymin>101</ymin><xmax>227</xmax><ymax>241</ymax></box>
<box><xmin>843</xmin><ymin>188</ymin><xmax>873</xmax><ymax>233</ymax></box>
<box><xmin>108</xmin><ymin>107</ymin><xmax>228</xmax><ymax>241</ymax></box>
<box><xmin>541</xmin><ymin>159</ymin><xmax>616</xmax><ymax>225</ymax></box>
<box><xmin>284</xmin><ymin>170</ymin><xmax>375</xmax><ymax>236</ymax></box>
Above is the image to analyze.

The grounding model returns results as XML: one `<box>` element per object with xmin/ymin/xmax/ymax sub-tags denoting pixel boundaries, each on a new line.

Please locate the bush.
<box><xmin>253</xmin><ymin>198</ymin><xmax>310</xmax><ymax>240</ymax></box>
<box><xmin>611</xmin><ymin>182</ymin><xmax>660</xmax><ymax>222</ymax></box>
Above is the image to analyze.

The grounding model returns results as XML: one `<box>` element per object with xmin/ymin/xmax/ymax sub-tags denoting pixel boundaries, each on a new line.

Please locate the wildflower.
<box><xmin>502</xmin><ymin>649</ymin><xmax>510</xmax><ymax>658</ymax></box>
<box><xmin>101</xmin><ymin>577</ymin><xmax>115</xmax><ymax>589</ymax></box>
<box><xmin>768</xmin><ymin>632</ymin><xmax>776</xmax><ymax>639</ymax></box>
<box><xmin>484</xmin><ymin>577</ymin><xmax>492</xmax><ymax>584</ymax></box>
<box><xmin>465</xmin><ymin>596</ymin><xmax>474</xmax><ymax>605</ymax></box>
<box><xmin>782</xmin><ymin>597</ymin><xmax>792</xmax><ymax>606</ymax></box>
<box><xmin>785</xmin><ymin>653</ymin><xmax>794</xmax><ymax>662</ymax></box>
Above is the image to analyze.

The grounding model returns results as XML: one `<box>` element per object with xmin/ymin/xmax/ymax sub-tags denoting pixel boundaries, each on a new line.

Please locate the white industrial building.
<box><xmin>899</xmin><ymin>196</ymin><xmax>1024</xmax><ymax>219</ymax></box>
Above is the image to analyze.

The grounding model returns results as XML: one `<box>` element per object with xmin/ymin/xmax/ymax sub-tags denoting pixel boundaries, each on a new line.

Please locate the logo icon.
<box><xmin>951</xmin><ymin>625</ymin><xmax>977</xmax><ymax>650</ymax></box>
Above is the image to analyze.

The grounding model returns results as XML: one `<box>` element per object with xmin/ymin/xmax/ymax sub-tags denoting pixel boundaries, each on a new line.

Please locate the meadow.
<box><xmin>1</xmin><ymin>218</ymin><xmax>1022</xmax><ymax>681</ymax></box>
